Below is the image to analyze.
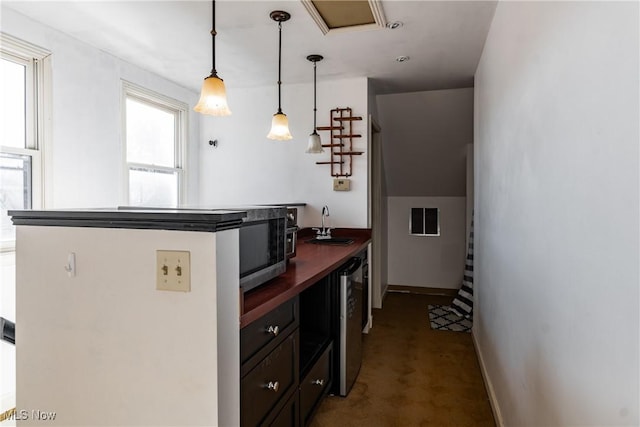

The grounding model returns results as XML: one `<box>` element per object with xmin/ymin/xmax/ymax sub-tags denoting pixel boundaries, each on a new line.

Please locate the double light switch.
<box><xmin>156</xmin><ymin>250</ymin><xmax>191</xmax><ymax>292</ymax></box>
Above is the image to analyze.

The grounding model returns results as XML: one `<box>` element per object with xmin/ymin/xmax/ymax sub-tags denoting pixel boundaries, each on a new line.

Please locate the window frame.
<box><xmin>0</xmin><ymin>33</ymin><xmax>50</xmax><ymax>252</ymax></box>
<box><xmin>409</xmin><ymin>207</ymin><xmax>441</xmax><ymax>237</ymax></box>
<box><xmin>121</xmin><ymin>81</ymin><xmax>188</xmax><ymax>207</ymax></box>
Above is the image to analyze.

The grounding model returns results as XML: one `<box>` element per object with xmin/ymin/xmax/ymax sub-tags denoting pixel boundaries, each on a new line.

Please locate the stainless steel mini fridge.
<box><xmin>332</xmin><ymin>253</ymin><xmax>365</xmax><ymax>396</ymax></box>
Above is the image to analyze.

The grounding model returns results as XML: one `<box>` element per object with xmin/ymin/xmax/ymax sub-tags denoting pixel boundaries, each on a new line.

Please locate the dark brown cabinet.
<box><xmin>241</xmin><ymin>278</ymin><xmax>334</xmax><ymax>427</ymax></box>
<box><xmin>269</xmin><ymin>392</ymin><xmax>299</xmax><ymax>427</ymax></box>
<box><xmin>240</xmin><ymin>297</ymin><xmax>299</xmax><ymax>427</ymax></box>
<box><xmin>241</xmin><ymin>330</ymin><xmax>299</xmax><ymax>427</ymax></box>
<box><xmin>299</xmin><ymin>344</ymin><xmax>332</xmax><ymax>425</ymax></box>
<box><xmin>241</xmin><ymin>297</ymin><xmax>299</xmax><ymax>367</ymax></box>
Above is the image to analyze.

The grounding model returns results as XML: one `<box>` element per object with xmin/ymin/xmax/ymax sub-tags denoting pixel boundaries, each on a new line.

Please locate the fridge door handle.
<box><xmin>340</xmin><ymin>258</ymin><xmax>362</xmax><ymax>276</ymax></box>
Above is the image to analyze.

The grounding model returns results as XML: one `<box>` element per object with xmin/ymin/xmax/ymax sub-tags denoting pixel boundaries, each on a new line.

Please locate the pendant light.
<box><xmin>305</xmin><ymin>54</ymin><xmax>324</xmax><ymax>153</ymax></box>
<box><xmin>194</xmin><ymin>0</ymin><xmax>231</xmax><ymax>116</ymax></box>
<box><xmin>267</xmin><ymin>11</ymin><xmax>293</xmax><ymax>140</ymax></box>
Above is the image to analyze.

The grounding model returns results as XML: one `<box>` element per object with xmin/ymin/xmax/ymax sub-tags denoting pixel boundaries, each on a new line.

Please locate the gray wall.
<box><xmin>378</xmin><ymin>88</ymin><xmax>473</xmax><ymax>197</ymax></box>
<box><xmin>474</xmin><ymin>2</ymin><xmax>639</xmax><ymax>425</ymax></box>
<box><xmin>377</xmin><ymin>88</ymin><xmax>473</xmax><ymax>289</ymax></box>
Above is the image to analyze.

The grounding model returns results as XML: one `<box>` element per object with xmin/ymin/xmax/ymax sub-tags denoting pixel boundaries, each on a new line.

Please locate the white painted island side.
<box><xmin>15</xmin><ymin>225</ymin><xmax>240</xmax><ymax>426</ymax></box>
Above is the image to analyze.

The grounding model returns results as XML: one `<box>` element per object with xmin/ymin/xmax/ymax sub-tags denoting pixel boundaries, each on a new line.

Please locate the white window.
<box><xmin>0</xmin><ymin>34</ymin><xmax>49</xmax><ymax>251</ymax></box>
<box><xmin>0</xmin><ymin>33</ymin><xmax>50</xmax><ymax>420</ymax></box>
<box><xmin>123</xmin><ymin>82</ymin><xmax>187</xmax><ymax>207</ymax></box>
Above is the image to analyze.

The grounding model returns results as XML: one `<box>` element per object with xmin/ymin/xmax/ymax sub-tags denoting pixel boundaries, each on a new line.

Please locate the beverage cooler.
<box><xmin>330</xmin><ymin>250</ymin><xmax>368</xmax><ymax>397</ymax></box>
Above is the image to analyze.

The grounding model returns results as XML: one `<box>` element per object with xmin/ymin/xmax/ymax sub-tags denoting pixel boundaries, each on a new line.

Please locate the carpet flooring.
<box><xmin>309</xmin><ymin>292</ymin><xmax>495</xmax><ymax>427</ymax></box>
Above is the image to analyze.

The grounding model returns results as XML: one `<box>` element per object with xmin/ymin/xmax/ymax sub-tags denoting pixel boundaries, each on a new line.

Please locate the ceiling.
<box><xmin>3</xmin><ymin>0</ymin><xmax>498</xmax><ymax>95</ymax></box>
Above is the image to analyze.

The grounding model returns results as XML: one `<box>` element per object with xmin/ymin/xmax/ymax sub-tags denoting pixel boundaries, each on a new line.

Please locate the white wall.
<box><xmin>198</xmin><ymin>77</ymin><xmax>370</xmax><ymax>228</ymax></box>
<box><xmin>474</xmin><ymin>2</ymin><xmax>639</xmax><ymax>425</ymax></box>
<box><xmin>0</xmin><ymin>7</ymin><xmax>201</xmax><ymax>208</ymax></box>
<box><xmin>387</xmin><ymin>196</ymin><xmax>466</xmax><ymax>289</ymax></box>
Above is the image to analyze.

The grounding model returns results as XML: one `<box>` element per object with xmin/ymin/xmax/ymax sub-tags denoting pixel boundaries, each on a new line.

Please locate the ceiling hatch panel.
<box><xmin>302</xmin><ymin>0</ymin><xmax>387</xmax><ymax>35</ymax></box>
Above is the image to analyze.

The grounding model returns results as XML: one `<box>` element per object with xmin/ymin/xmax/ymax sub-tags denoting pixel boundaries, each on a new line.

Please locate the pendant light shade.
<box><xmin>268</xmin><ymin>112</ymin><xmax>293</xmax><ymax>140</ymax></box>
<box><xmin>306</xmin><ymin>132</ymin><xmax>323</xmax><ymax>153</ymax></box>
<box><xmin>267</xmin><ymin>11</ymin><xmax>292</xmax><ymax>140</ymax></box>
<box><xmin>194</xmin><ymin>75</ymin><xmax>231</xmax><ymax>115</ymax></box>
<box><xmin>305</xmin><ymin>54</ymin><xmax>324</xmax><ymax>153</ymax></box>
<box><xmin>194</xmin><ymin>0</ymin><xmax>231</xmax><ymax>116</ymax></box>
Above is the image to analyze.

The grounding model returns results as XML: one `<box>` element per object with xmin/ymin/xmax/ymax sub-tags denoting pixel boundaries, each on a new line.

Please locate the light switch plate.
<box><xmin>156</xmin><ymin>250</ymin><xmax>191</xmax><ymax>292</ymax></box>
<box><xmin>333</xmin><ymin>178</ymin><xmax>351</xmax><ymax>191</ymax></box>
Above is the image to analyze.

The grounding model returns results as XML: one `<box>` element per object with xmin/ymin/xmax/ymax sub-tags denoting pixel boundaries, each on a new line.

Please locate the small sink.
<box><xmin>306</xmin><ymin>237</ymin><xmax>354</xmax><ymax>245</ymax></box>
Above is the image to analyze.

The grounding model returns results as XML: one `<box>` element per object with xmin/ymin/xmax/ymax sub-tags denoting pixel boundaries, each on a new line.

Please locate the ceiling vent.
<box><xmin>301</xmin><ymin>0</ymin><xmax>387</xmax><ymax>35</ymax></box>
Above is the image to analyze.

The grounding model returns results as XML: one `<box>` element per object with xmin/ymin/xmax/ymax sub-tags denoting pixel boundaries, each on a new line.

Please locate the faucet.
<box><xmin>313</xmin><ymin>205</ymin><xmax>332</xmax><ymax>239</ymax></box>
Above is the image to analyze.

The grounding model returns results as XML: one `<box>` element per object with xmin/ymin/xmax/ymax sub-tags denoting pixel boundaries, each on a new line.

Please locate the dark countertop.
<box><xmin>241</xmin><ymin>227</ymin><xmax>372</xmax><ymax>328</ymax></box>
<box><xmin>259</xmin><ymin>203</ymin><xmax>307</xmax><ymax>207</ymax></box>
<box><xmin>8</xmin><ymin>208</ymin><xmax>247</xmax><ymax>232</ymax></box>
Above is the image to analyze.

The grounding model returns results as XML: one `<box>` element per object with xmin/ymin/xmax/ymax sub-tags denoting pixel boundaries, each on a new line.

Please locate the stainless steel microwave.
<box><xmin>239</xmin><ymin>207</ymin><xmax>287</xmax><ymax>293</ymax></box>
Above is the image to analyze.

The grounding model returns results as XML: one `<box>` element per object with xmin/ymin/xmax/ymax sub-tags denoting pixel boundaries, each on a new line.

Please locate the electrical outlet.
<box><xmin>156</xmin><ymin>250</ymin><xmax>191</xmax><ymax>292</ymax></box>
<box><xmin>333</xmin><ymin>178</ymin><xmax>351</xmax><ymax>191</ymax></box>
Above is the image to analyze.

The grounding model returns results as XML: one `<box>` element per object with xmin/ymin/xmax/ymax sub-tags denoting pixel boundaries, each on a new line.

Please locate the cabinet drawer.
<box><xmin>241</xmin><ymin>330</ymin><xmax>299</xmax><ymax>427</ymax></box>
<box><xmin>267</xmin><ymin>390</ymin><xmax>299</xmax><ymax>427</ymax></box>
<box><xmin>300</xmin><ymin>343</ymin><xmax>332</xmax><ymax>426</ymax></box>
<box><xmin>241</xmin><ymin>297</ymin><xmax>299</xmax><ymax>367</ymax></box>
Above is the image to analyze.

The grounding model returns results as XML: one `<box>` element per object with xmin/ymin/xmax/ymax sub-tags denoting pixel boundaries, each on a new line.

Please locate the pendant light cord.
<box><xmin>313</xmin><ymin>61</ymin><xmax>317</xmax><ymax>131</ymax></box>
<box><xmin>210</xmin><ymin>0</ymin><xmax>217</xmax><ymax>77</ymax></box>
<box><xmin>277</xmin><ymin>21</ymin><xmax>283</xmax><ymax>114</ymax></box>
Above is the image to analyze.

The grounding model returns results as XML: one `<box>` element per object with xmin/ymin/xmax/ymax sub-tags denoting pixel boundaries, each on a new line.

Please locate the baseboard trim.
<box><xmin>471</xmin><ymin>330</ymin><xmax>505</xmax><ymax>427</ymax></box>
<box><xmin>387</xmin><ymin>284</ymin><xmax>458</xmax><ymax>297</ymax></box>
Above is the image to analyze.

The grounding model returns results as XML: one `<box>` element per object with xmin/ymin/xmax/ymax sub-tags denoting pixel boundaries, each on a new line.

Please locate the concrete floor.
<box><xmin>310</xmin><ymin>292</ymin><xmax>496</xmax><ymax>427</ymax></box>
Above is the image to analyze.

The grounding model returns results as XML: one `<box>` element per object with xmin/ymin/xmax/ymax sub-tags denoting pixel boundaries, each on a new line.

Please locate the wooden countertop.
<box><xmin>240</xmin><ymin>228</ymin><xmax>372</xmax><ymax>328</ymax></box>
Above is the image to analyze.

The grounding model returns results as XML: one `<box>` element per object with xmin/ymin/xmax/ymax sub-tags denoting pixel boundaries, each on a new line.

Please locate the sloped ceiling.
<box><xmin>377</xmin><ymin>88</ymin><xmax>474</xmax><ymax>197</ymax></box>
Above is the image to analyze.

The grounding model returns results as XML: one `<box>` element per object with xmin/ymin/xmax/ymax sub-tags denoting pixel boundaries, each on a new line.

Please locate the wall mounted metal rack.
<box><xmin>315</xmin><ymin>107</ymin><xmax>363</xmax><ymax>177</ymax></box>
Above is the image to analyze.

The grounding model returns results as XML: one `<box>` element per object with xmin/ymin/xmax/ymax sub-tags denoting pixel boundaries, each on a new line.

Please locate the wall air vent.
<box><xmin>301</xmin><ymin>0</ymin><xmax>387</xmax><ymax>35</ymax></box>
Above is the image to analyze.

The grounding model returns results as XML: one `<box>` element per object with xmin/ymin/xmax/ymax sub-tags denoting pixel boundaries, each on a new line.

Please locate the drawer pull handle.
<box><xmin>266</xmin><ymin>381</ymin><xmax>280</xmax><ymax>392</ymax></box>
<box><xmin>312</xmin><ymin>379</ymin><xmax>324</xmax><ymax>386</ymax></box>
<box><xmin>267</xmin><ymin>325</ymin><xmax>279</xmax><ymax>337</ymax></box>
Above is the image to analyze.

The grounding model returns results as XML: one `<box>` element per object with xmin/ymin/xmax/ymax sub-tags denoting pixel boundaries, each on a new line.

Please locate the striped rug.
<box><xmin>450</xmin><ymin>215</ymin><xmax>474</xmax><ymax>319</ymax></box>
